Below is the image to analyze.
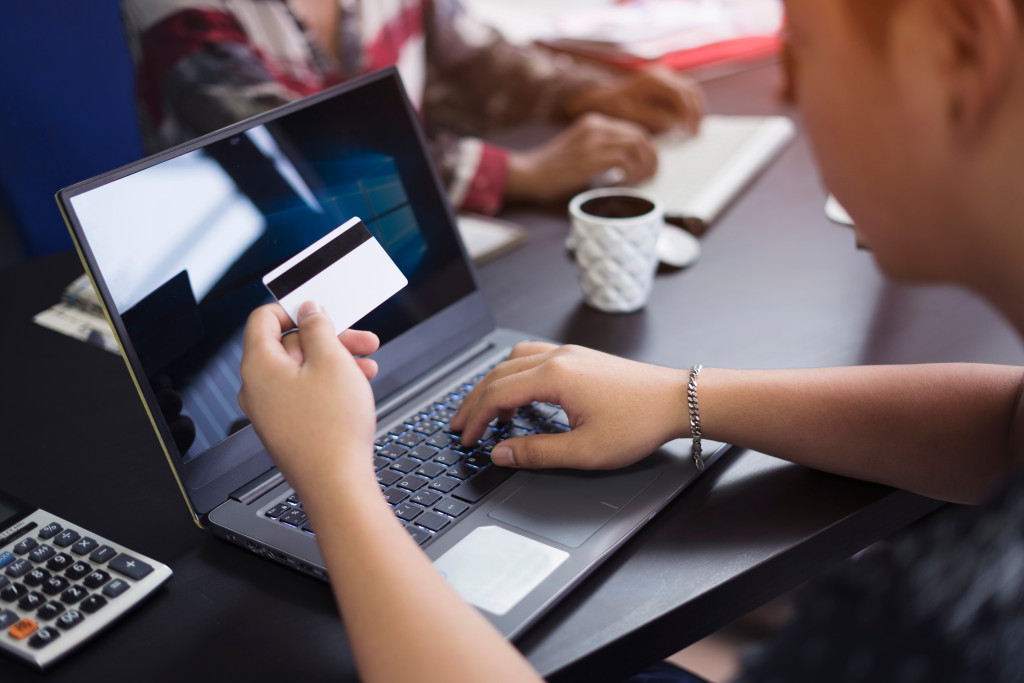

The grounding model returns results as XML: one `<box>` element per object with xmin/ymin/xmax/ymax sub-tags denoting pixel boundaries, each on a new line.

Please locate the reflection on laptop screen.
<box><xmin>69</xmin><ymin>74</ymin><xmax>475</xmax><ymax>461</ymax></box>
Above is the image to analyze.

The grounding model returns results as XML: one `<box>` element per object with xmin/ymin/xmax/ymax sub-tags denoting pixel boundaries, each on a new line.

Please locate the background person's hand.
<box><xmin>566</xmin><ymin>67</ymin><xmax>706</xmax><ymax>135</ymax></box>
<box><xmin>505</xmin><ymin>112</ymin><xmax>658</xmax><ymax>203</ymax></box>
<box><xmin>238</xmin><ymin>302</ymin><xmax>380</xmax><ymax>502</ymax></box>
<box><xmin>449</xmin><ymin>342</ymin><xmax>691</xmax><ymax>470</ymax></box>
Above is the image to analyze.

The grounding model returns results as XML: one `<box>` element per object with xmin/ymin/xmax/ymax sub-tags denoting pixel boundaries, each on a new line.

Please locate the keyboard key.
<box><xmin>109</xmin><ymin>554</ymin><xmax>154</xmax><ymax>580</ymax></box>
<box><xmin>53</xmin><ymin>529</ymin><xmax>81</xmax><ymax>548</ymax></box>
<box><xmin>435</xmin><ymin>499</ymin><xmax>469</xmax><ymax>518</ymax></box>
<box><xmin>89</xmin><ymin>545</ymin><xmax>117</xmax><ymax>564</ymax></box>
<box><xmin>447</xmin><ymin>464</ymin><xmax>475</xmax><ymax>481</ymax></box>
<box><xmin>464</xmin><ymin>453</ymin><xmax>491</xmax><ymax>469</ymax></box>
<box><xmin>397</xmin><ymin>475</ymin><xmax>429</xmax><ymax>492</ymax></box>
<box><xmin>80</xmin><ymin>594</ymin><xmax>107</xmax><ymax>614</ymax></box>
<box><xmin>287</xmin><ymin>494</ymin><xmax>302</xmax><ymax>505</ymax></box>
<box><xmin>71</xmin><ymin>537</ymin><xmax>100</xmax><ymax>556</ymax></box>
<box><xmin>56</xmin><ymin>609</ymin><xmax>84</xmax><ymax>630</ymax></box>
<box><xmin>429</xmin><ymin>477</ymin><xmax>460</xmax><ymax>494</ymax></box>
<box><xmin>408</xmin><ymin>444</ymin><xmax>439</xmax><ymax>461</ymax></box>
<box><xmin>24</xmin><ymin>568</ymin><xmax>50</xmax><ymax>587</ymax></box>
<box><xmin>65</xmin><ymin>562</ymin><xmax>92</xmax><ymax>581</ymax></box>
<box><xmin>28</xmin><ymin>544</ymin><xmax>56</xmax><ymax>564</ymax></box>
<box><xmin>382</xmin><ymin>489</ymin><xmax>408</xmax><ymax>506</ymax></box>
<box><xmin>415</xmin><ymin>512</ymin><xmax>451</xmax><ymax>533</ymax></box>
<box><xmin>37</xmin><ymin>523</ymin><xmax>62</xmax><ymax>540</ymax></box>
<box><xmin>60</xmin><ymin>585</ymin><xmax>88</xmax><ymax>604</ymax></box>
<box><xmin>452</xmin><ymin>467</ymin><xmax>515</xmax><ymax>504</ymax></box>
<box><xmin>28</xmin><ymin>626</ymin><xmax>61</xmax><ymax>649</ymax></box>
<box><xmin>1</xmin><ymin>583</ymin><xmax>28</xmax><ymax>602</ymax></box>
<box><xmin>9</xmin><ymin>617</ymin><xmax>37</xmax><ymax>640</ymax></box>
<box><xmin>376</xmin><ymin>470</ymin><xmax>402</xmax><ymax>487</ymax></box>
<box><xmin>13</xmin><ymin>537</ymin><xmax>38</xmax><ymax>555</ymax></box>
<box><xmin>6</xmin><ymin>558</ymin><xmax>32</xmax><ymax>578</ymax></box>
<box><xmin>377</xmin><ymin>442</ymin><xmax>408</xmax><ymax>460</ymax></box>
<box><xmin>415</xmin><ymin>462</ymin><xmax>447</xmax><ymax>479</ymax></box>
<box><xmin>396</xmin><ymin>432</ymin><xmax>425</xmax><ymax>448</ymax></box>
<box><xmin>412</xmin><ymin>420</ymin><xmax>442</xmax><ymax>436</ymax></box>
<box><xmin>373</xmin><ymin>455</ymin><xmax>390</xmax><ymax>471</ymax></box>
<box><xmin>390</xmin><ymin>457</ymin><xmax>419</xmax><ymax>474</ymax></box>
<box><xmin>46</xmin><ymin>553</ymin><xmax>73</xmax><ymax>572</ymax></box>
<box><xmin>103</xmin><ymin>579</ymin><xmax>131</xmax><ymax>598</ymax></box>
<box><xmin>426</xmin><ymin>432</ymin><xmax>455</xmax><ymax>448</ymax></box>
<box><xmin>410</xmin><ymin>490</ymin><xmax>442</xmax><ymax>507</ymax></box>
<box><xmin>434</xmin><ymin>449</ymin><xmax>462</xmax><ymax>466</ymax></box>
<box><xmin>84</xmin><ymin>570</ymin><xmax>111</xmax><ymax>589</ymax></box>
<box><xmin>280</xmin><ymin>509</ymin><xmax>308</xmax><ymax>527</ymax></box>
<box><xmin>36</xmin><ymin>601</ymin><xmax>64</xmax><ymax>621</ymax></box>
<box><xmin>394</xmin><ymin>503</ymin><xmax>424</xmax><ymax>522</ymax></box>
<box><xmin>265</xmin><ymin>503</ymin><xmax>290</xmax><ymax>519</ymax></box>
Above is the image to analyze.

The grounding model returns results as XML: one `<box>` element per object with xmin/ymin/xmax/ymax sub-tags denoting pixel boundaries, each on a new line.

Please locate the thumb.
<box><xmin>491</xmin><ymin>432</ymin><xmax>585</xmax><ymax>470</ymax></box>
<box><xmin>296</xmin><ymin>301</ymin><xmax>344</xmax><ymax>362</ymax></box>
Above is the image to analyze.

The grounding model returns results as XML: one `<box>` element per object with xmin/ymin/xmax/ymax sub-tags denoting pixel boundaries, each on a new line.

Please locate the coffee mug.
<box><xmin>568</xmin><ymin>187</ymin><xmax>663</xmax><ymax>313</ymax></box>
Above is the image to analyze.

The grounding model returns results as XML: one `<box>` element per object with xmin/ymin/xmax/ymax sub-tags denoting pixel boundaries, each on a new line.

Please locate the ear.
<box><xmin>935</xmin><ymin>0</ymin><xmax>1019</xmax><ymax>138</ymax></box>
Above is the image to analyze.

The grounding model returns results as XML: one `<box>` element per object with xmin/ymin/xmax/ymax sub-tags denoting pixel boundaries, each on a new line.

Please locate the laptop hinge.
<box><xmin>230</xmin><ymin>468</ymin><xmax>286</xmax><ymax>505</ymax></box>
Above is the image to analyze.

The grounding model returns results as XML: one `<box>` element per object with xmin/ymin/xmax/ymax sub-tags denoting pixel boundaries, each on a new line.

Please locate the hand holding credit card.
<box><xmin>262</xmin><ymin>217</ymin><xmax>408</xmax><ymax>335</ymax></box>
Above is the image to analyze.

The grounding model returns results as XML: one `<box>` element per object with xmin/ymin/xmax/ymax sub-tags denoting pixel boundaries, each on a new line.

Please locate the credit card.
<box><xmin>262</xmin><ymin>217</ymin><xmax>408</xmax><ymax>334</ymax></box>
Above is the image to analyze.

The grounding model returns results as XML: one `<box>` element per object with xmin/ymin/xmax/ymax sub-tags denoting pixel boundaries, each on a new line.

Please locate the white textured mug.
<box><xmin>568</xmin><ymin>187</ymin><xmax>663</xmax><ymax>313</ymax></box>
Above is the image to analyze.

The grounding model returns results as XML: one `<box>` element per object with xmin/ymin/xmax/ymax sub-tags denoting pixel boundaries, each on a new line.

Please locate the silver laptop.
<box><xmin>56</xmin><ymin>68</ymin><xmax>726</xmax><ymax>639</ymax></box>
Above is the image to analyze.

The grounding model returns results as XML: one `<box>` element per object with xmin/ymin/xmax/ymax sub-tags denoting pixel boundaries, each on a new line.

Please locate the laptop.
<box><xmin>56</xmin><ymin>67</ymin><xmax>727</xmax><ymax>639</ymax></box>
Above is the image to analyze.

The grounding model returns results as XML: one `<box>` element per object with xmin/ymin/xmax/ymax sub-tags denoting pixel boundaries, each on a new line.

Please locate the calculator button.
<box><xmin>36</xmin><ymin>601</ymin><xmax>65</xmax><ymax>621</ymax></box>
<box><xmin>5</xmin><ymin>558</ymin><xmax>32</xmax><ymax>578</ymax></box>
<box><xmin>53</xmin><ymin>529</ymin><xmax>81</xmax><ymax>547</ymax></box>
<box><xmin>84</xmin><ymin>570</ymin><xmax>110</xmax><ymax>589</ymax></box>
<box><xmin>18</xmin><ymin>591</ymin><xmax>46</xmax><ymax>611</ymax></box>
<box><xmin>1</xmin><ymin>583</ymin><xmax>27</xmax><ymax>602</ymax></box>
<box><xmin>102</xmin><ymin>579</ymin><xmax>130</xmax><ymax>598</ymax></box>
<box><xmin>13</xmin><ymin>537</ymin><xmax>38</xmax><ymax>555</ymax></box>
<box><xmin>109</xmin><ymin>554</ymin><xmax>153</xmax><ymax>580</ymax></box>
<box><xmin>89</xmin><ymin>545</ymin><xmax>117</xmax><ymax>564</ymax></box>
<box><xmin>60</xmin><ymin>585</ymin><xmax>88</xmax><ymax>604</ymax></box>
<box><xmin>9</xmin><ymin>617</ymin><xmax>37</xmax><ymax>640</ymax></box>
<box><xmin>0</xmin><ymin>552</ymin><xmax>14</xmax><ymax>569</ymax></box>
<box><xmin>46</xmin><ymin>553</ymin><xmax>73</xmax><ymax>572</ymax></box>
<box><xmin>29</xmin><ymin>626</ymin><xmax>61</xmax><ymax>648</ymax></box>
<box><xmin>56</xmin><ymin>609</ymin><xmax>84</xmax><ymax>630</ymax></box>
<box><xmin>65</xmin><ymin>562</ymin><xmax>92</xmax><ymax>581</ymax></box>
<box><xmin>42</xmin><ymin>576</ymin><xmax>70</xmax><ymax>596</ymax></box>
<box><xmin>71</xmin><ymin>537</ymin><xmax>100</xmax><ymax>555</ymax></box>
<box><xmin>0</xmin><ymin>609</ymin><xmax>18</xmax><ymax>628</ymax></box>
<box><xmin>28</xmin><ymin>544</ymin><xmax>56</xmax><ymax>563</ymax></box>
<box><xmin>80</xmin><ymin>594</ymin><xmax>107</xmax><ymax>614</ymax></box>
<box><xmin>38</xmin><ymin>523</ymin><xmax>62</xmax><ymax>539</ymax></box>
<box><xmin>23</xmin><ymin>567</ymin><xmax>50</xmax><ymax>587</ymax></box>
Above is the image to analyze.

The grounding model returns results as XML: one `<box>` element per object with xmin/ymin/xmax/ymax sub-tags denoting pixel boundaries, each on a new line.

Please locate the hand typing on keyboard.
<box><xmin>450</xmin><ymin>342</ymin><xmax>692</xmax><ymax>471</ymax></box>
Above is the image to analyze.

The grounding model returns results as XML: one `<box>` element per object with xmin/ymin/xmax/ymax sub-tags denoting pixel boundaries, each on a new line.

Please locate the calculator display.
<box><xmin>0</xmin><ymin>489</ymin><xmax>33</xmax><ymax>537</ymax></box>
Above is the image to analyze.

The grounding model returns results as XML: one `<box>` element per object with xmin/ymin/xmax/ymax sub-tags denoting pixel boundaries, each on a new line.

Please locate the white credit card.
<box><xmin>262</xmin><ymin>217</ymin><xmax>408</xmax><ymax>334</ymax></box>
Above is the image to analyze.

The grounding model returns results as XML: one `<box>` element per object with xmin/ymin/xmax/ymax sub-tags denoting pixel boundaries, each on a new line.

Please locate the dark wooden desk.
<box><xmin>3</xmin><ymin>62</ymin><xmax>1022</xmax><ymax>681</ymax></box>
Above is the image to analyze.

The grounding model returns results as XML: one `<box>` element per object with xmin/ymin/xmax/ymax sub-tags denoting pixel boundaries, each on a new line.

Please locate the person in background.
<box><xmin>239</xmin><ymin>0</ymin><xmax>1024</xmax><ymax>680</ymax></box>
<box><xmin>120</xmin><ymin>0</ymin><xmax>705</xmax><ymax>216</ymax></box>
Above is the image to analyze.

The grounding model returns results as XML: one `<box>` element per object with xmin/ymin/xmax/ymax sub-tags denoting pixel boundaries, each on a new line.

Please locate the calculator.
<box><xmin>0</xmin><ymin>487</ymin><xmax>172</xmax><ymax>670</ymax></box>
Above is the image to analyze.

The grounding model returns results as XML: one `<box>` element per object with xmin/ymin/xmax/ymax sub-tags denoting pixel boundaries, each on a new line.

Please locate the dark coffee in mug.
<box><xmin>579</xmin><ymin>194</ymin><xmax>656</xmax><ymax>220</ymax></box>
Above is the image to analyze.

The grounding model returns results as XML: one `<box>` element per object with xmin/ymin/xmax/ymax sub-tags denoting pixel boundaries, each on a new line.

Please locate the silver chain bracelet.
<box><xmin>687</xmin><ymin>364</ymin><xmax>704</xmax><ymax>471</ymax></box>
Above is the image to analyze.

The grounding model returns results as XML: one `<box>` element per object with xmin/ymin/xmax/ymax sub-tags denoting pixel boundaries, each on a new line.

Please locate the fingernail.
<box><xmin>298</xmin><ymin>301</ymin><xmax>322</xmax><ymax>322</ymax></box>
<box><xmin>492</xmin><ymin>445</ymin><xmax>515</xmax><ymax>468</ymax></box>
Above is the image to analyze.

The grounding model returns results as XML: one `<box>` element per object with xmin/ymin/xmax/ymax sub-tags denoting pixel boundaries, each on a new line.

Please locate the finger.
<box><xmin>491</xmin><ymin>432</ymin><xmax>593</xmax><ymax>470</ymax></box>
<box><xmin>355</xmin><ymin>357</ymin><xmax>379</xmax><ymax>380</ymax></box>
<box><xmin>450</xmin><ymin>343</ymin><xmax>557</xmax><ymax>432</ymax></box>
<box><xmin>281</xmin><ymin>330</ymin><xmax>303</xmax><ymax>364</ymax></box>
<box><xmin>242</xmin><ymin>304</ymin><xmax>292</xmax><ymax>369</ymax></box>
<box><xmin>457</xmin><ymin>365</ymin><xmax>564</xmax><ymax>444</ymax></box>
<box><xmin>295</xmin><ymin>301</ymin><xmax>349</xmax><ymax>367</ymax></box>
<box><xmin>339</xmin><ymin>328</ymin><xmax>380</xmax><ymax>356</ymax></box>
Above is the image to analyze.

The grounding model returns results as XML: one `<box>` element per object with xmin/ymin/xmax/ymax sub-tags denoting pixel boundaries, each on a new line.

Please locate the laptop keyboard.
<box><xmin>263</xmin><ymin>370</ymin><xmax>570</xmax><ymax>547</ymax></box>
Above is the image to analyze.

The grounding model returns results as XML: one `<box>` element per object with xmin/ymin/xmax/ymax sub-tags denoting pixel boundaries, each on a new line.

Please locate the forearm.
<box><xmin>696</xmin><ymin>364</ymin><xmax>1024</xmax><ymax>504</ymax></box>
<box><xmin>302</xmin><ymin>471</ymin><xmax>541</xmax><ymax>683</ymax></box>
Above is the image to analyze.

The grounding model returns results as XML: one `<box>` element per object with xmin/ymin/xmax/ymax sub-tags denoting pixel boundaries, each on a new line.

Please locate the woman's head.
<box><xmin>784</xmin><ymin>0</ymin><xmax>1024</xmax><ymax>291</ymax></box>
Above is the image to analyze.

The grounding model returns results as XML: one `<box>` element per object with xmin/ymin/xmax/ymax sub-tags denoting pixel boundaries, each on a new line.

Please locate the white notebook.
<box><xmin>634</xmin><ymin>114</ymin><xmax>796</xmax><ymax>224</ymax></box>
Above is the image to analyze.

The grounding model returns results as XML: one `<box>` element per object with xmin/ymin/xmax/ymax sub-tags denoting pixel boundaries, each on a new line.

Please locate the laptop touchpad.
<box><xmin>488</xmin><ymin>469</ymin><xmax>660</xmax><ymax>548</ymax></box>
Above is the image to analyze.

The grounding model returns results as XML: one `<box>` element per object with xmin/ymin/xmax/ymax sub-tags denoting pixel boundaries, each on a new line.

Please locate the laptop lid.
<box><xmin>56</xmin><ymin>68</ymin><xmax>495</xmax><ymax>523</ymax></box>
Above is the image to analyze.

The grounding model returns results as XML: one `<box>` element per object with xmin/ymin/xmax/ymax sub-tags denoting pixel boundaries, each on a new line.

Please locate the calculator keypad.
<box><xmin>0</xmin><ymin>512</ymin><xmax>171</xmax><ymax>669</ymax></box>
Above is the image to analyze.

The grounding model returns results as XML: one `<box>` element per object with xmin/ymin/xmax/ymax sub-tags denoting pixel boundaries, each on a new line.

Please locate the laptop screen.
<box><xmin>61</xmin><ymin>69</ymin><xmax>482</xmax><ymax>468</ymax></box>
